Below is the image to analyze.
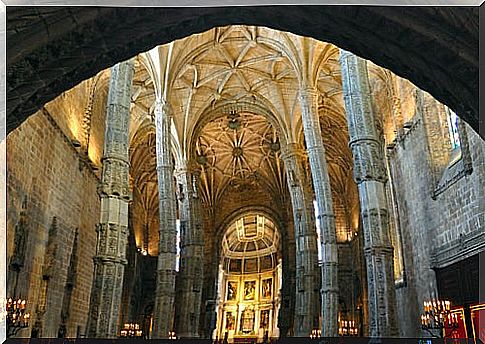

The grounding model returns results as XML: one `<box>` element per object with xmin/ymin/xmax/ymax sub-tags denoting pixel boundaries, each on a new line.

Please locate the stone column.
<box><xmin>201</xmin><ymin>215</ymin><xmax>219</xmax><ymax>340</ymax></box>
<box><xmin>281</xmin><ymin>144</ymin><xmax>320</xmax><ymax>337</ymax></box>
<box><xmin>173</xmin><ymin>164</ymin><xmax>205</xmax><ymax>338</ymax></box>
<box><xmin>152</xmin><ymin>99</ymin><xmax>178</xmax><ymax>338</ymax></box>
<box><xmin>339</xmin><ymin>50</ymin><xmax>398</xmax><ymax>337</ymax></box>
<box><xmin>87</xmin><ymin>59</ymin><xmax>134</xmax><ymax>338</ymax></box>
<box><xmin>299</xmin><ymin>86</ymin><xmax>340</xmax><ymax>337</ymax></box>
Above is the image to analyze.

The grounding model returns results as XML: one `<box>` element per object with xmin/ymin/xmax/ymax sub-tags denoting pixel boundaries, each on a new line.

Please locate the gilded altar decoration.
<box><xmin>261</xmin><ymin>278</ymin><xmax>272</xmax><ymax>298</ymax></box>
<box><xmin>227</xmin><ymin>281</ymin><xmax>237</xmax><ymax>301</ymax></box>
<box><xmin>225</xmin><ymin>312</ymin><xmax>235</xmax><ymax>330</ymax></box>
<box><xmin>240</xmin><ymin>307</ymin><xmax>255</xmax><ymax>333</ymax></box>
<box><xmin>245</xmin><ymin>258</ymin><xmax>258</xmax><ymax>273</ymax></box>
<box><xmin>260</xmin><ymin>310</ymin><xmax>270</xmax><ymax>329</ymax></box>
<box><xmin>244</xmin><ymin>281</ymin><xmax>256</xmax><ymax>300</ymax></box>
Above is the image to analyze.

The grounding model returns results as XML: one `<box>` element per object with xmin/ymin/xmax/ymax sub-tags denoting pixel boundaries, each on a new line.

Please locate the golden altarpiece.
<box><xmin>215</xmin><ymin>214</ymin><xmax>282</xmax><ymax>342</ymax></box>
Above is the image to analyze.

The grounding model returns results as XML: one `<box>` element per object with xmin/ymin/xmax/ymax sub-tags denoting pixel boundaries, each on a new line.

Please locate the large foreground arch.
<box><xmin>7</xmin><ymin>6</ymin><xmax>478</xmax><ymax>135</ymax></box>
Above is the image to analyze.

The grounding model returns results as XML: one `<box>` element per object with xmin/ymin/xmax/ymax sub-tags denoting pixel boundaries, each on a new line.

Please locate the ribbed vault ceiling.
<box><xmin>125</xmin><ymin>25</ymin><xmax>365</xmax><ymax>252</ymax></box>
<box><xmin>195</xmin><ymin>111</ymin><xmax>286</xmax><ymax>208</ymax></box>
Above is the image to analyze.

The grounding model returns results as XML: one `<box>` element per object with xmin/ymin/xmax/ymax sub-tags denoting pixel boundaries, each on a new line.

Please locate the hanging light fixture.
<box><xmin>227</xmin><ymin>109</ymin><xmax>241</xmax><ymax>130</ymax></box>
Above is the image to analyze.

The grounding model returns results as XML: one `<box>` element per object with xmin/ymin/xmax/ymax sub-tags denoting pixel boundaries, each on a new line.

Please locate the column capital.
<box><xmin>174</xmin><ymin>160</ymin><xmax>201</xmax><ymax>177</ymax></box>
<box><xmin>280</xmin><ymin>143</ymin><xmax>306</xmax><ymax>162</ymax></box>
<box><xmin>298</xmin><ymin>85</ymin><xmax>319</xmax><ymax>101</ymax></box>
<box><xmin>154</xmin><ymin>98</ymin><xmax>173</xmax><ymax>118</ymax></box>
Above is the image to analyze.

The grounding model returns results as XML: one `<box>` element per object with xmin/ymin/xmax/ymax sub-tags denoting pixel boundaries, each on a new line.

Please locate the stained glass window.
<box><xmin>446</xmin><ymin>108</ymin><xmax>461</xmax><ymax>150</ymax></box>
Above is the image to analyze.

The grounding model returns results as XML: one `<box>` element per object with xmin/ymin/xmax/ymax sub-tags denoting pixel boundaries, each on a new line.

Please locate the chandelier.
<box><xmin>338</xmin><ymin>319</ymin><xmax>359</xmax><ymax>336</ymax></box>
<box><xmin>6</xmin><ymin>298</ymin><xmax>30</xmax><ymax>337</ymax></box>
<box><xmin>421</xmin><ymin>299</ymin><xmax>459</xmax><ymax>337</ymax></box>
<box><xmin>227</xmin><ymin>110</ymin><xmax>241</xmax><ymax>130</ymax></box>
<box><xmin>120</xmin><ymin>323</ymin><xmax>143</xmax><ymax>338</ymax></box>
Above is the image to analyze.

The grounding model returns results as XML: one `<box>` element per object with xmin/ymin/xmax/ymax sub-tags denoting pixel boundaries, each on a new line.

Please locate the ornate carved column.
<box><xmin>173</xmin><ymin>163</ymin><xmax>204</xmax><ymax>338</ymax></box>
<box><xmin>87</xmin><ymin>59</ymin><xmax>134</xmax><ymax>338</ymax></box>
<box><xmin>201</xmin><ymin>214</ymin><xmax>218</xmax><ymax>339</ymax></box>
<box><xmin>339</xmin><ymin>50</ymin><xmax>398</xmax><ymax>337</ymax></box>
<box><xmin>281</xmin><ymin>144</ymin><xmax>319</xmax><ymax>337</ymax></box>
<box><xmin>152</xmin><ymin>99</ymin><xmax>178</xmax><ymax>338</ymax></box>
<box><xmin>299</xmin><ymin>86</ymin><xmax>339</xmax><ymax>337</ymax></box>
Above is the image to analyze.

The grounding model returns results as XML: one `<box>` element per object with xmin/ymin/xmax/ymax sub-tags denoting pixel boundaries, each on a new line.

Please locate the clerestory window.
<box><xmin>445</xmin><ymin>107</ymin><xmax>461</xmax><ymax>152</ymax></box>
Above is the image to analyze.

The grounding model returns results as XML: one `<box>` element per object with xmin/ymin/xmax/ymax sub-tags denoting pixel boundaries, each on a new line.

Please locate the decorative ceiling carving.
<box><xmin>195</xmin><ymin>111</ymin><xmax>286</xmax><ymax>208</ymax></box>
<box><xmin>124</xmin><ymin>25</ymin><xmax>368</xmax><ymax>249</ymax></box>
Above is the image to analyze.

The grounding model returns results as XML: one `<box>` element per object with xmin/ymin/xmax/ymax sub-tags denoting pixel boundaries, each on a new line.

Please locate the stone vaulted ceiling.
<box><xmin>121</xmin><ymin>25</ymin><xmax>362</xmax><ymax>251</ymax></box>
<box><xmin>195</xmin><ymin>112</ymin><xmax>286</xmax><ymax>208</ymax></box>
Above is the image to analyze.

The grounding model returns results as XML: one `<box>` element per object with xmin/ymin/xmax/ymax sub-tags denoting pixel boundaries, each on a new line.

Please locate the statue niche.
<box><xmin>10</xmin><ymin>202</ymin><xmax>29</xmax><ymax>272</ymax></box>
<box><xmin>8</xmin><ymin>197</ymin><xmax>29</xmax><ymax>298</ymax></box>
<box><xmin>240</xmin><ymin>307</ymin><xmax>255</xmax><ymax>334</ymax></box>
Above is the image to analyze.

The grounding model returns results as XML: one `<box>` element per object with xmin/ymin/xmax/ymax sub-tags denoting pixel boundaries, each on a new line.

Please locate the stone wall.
<box><xmin>387</xmin><ymin>90</ymin><xmax>484</xmax><ymax>337</ymax></box>
<box><xmin>7</xmin><ymin>108</ymin><xmax>101</xmax><ymax>337</ymax></box>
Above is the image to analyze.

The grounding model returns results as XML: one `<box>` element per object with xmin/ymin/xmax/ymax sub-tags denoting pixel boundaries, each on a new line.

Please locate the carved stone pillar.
<box><xmin>299</xmin><ymin>86</ymin><xmax>339</xmax><ymax>337</ymax></box>
<box><xmin>87</xmin><ymin>59</ymin><xmax>134</xmax><ymax>338</ymax></box>
<box><xmin>281</xmin><ymin>144</ymin><xmax>319</xmax><ymax>337</ymax></box>
<box><xmin>201</xmin><ymin>217</ymin><xmax>218</xmax><ymax>339</ymax></box>
<box><xmin>339</xmin><ymin>50</ymin><xmax>398</xmax><ymax>337</ymax></box>
<box><xmin>173</xmin><ymin>164</ymin><xmax>204</xmax><ymax>338</ymax></box>
<box><xmin>152</xmin><ymin>99</ymin><xmax>177</xmax><ymax>338</ymax></box>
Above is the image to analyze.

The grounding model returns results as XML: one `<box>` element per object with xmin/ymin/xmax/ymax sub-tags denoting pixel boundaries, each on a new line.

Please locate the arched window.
<box><xmin>445</xmin><ymin>107</ymin><xmax>461</xmax><ymax>151</ymax></box>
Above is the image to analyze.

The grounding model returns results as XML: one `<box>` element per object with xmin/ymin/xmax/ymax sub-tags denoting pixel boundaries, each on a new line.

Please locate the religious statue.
<box><xmin>260</xmin><ymin>310</ymin><xmax>270</xmax><ymax>329</ymax></box>
<box><xmin>240</xmin><ymin>307</ymin><xmax>255</xmax><ymax>333</ymax></box>
<box><xmin>225</xmin><ymin>312</ymin><xmax>235</xmax><ymax>330</ymax></box>
<box><xmin>227</xmin><ymin>282</ymin><xmax>237</xmax><ymax>301</ymax></box>
<box><xmin>261</xmin><ymin>278</ymin><xmax>272</xmax><ymax>298</ymax></box>
<box><xmin>244</xmin><ymin>281</ymin><xmax>256</xmax><ymax>300</ymax></box>
<box><xmin>10</xmin><ymin>208</ymin><xmax>29</xmax><ymax>271</ymax></box>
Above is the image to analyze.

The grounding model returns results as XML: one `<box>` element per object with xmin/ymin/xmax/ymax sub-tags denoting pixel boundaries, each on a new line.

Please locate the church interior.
<box><xmin>4</xmin><ymin>8</ymin><xmax>483</xmax><ymax>342</ymax></box>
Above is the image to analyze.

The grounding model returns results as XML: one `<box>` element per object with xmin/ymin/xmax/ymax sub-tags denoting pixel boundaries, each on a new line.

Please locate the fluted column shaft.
<box><xmin>299</xmin><ymin>87</ymin><xmax>339</xmax><ymax>337</ymax></box>
<box><xmin>174</xmin><ymin>165</ymin><xmax>205</xmax><ymax>338</ymax></box>
<box><xmin>281</xmin><ymin>144</ymin><xmax>319</xmax><ymax>337</ymax></box>
<box><xmin>152</xmin><ymin>100</ymin><xmax>178</xmax><ymax>338</ymax></box>
<box><xmin>339</xmin><ymin>50</ymin><xmax>398</xmax><ymax>337</ymax></box>
<box><xmin>87</xmin><ymin>59</ymin><xmax>134</xmax><ymax>338</ymax></box>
